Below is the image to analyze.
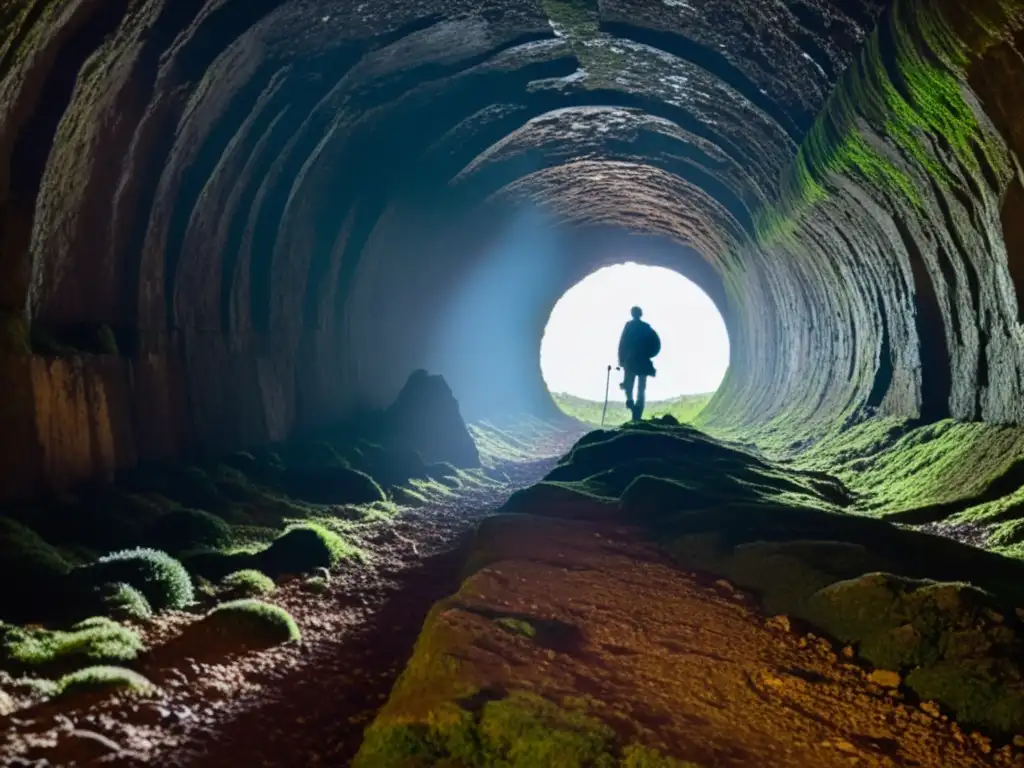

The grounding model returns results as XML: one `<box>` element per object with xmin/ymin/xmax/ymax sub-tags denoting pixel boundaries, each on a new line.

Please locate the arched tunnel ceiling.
<box><xmin>3</xmin><ymin>0</ymin><xmax>1024</xmax><ymax>496</ymax></box>
<box><xmin>8</xmin><ymin>0</ymin><xmax>883</xmax><ymax>334</ymax></box>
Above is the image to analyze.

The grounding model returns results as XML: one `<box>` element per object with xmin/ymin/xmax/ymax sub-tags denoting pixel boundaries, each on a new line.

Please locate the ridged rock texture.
<box><xmin>0</xmin><ymin>0</ymin><xmax>1023</xmax><ymax>500</ymax></box>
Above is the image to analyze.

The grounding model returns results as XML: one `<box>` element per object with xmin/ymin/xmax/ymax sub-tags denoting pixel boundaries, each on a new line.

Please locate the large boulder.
<box><xmin>383</xmin><ymin>370</ymin><xmax>480</xmax><ymax>468</ymax></box>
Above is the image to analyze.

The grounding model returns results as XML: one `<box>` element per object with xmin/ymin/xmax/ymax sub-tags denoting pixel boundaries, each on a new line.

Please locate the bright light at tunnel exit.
<box><xmin>540</xmin><ymin>263</ymin><xmax>730</xmax><ymax>403</ymax></box>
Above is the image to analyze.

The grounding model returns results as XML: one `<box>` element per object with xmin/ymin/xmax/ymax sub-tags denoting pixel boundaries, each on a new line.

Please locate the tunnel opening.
<box><xmin>541</xmin><ymin>262</ymin><xmax>729</xmax><ymax>426</ymax></box>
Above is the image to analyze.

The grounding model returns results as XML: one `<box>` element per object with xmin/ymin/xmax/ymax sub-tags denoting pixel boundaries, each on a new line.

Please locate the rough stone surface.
<box><xmin>0</xmin><ymin>0</ymin><xmax>1024</xmax><ymax>497</ymax></box>
<box><xmin>383</xmin><ymin>369</ymin><xmax>481</xmax><ymax>468</ymax></box>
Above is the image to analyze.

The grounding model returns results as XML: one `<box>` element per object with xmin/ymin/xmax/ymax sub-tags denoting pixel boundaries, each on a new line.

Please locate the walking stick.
<box><xmin>601</xmin><ymin>365</ymin><xmax>612</xmax><ymax>426</ymax></box>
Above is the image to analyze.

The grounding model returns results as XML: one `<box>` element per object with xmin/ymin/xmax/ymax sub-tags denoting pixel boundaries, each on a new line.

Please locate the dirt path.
<box><xmin>356</xmin><ymin>512</ymin><xmax>1018</xmax><ymax>766</ymax></box>
<box><xmin>1</xmin><ymin>440</ymin><xmax>580</xmax><ymax>766</ymax></box>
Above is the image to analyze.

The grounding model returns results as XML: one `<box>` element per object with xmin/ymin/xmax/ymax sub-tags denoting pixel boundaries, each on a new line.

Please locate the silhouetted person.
<box><xmin>618</xmin><ymin>306</ymin><xmax>660</xmax><ymax>421</ymax></box>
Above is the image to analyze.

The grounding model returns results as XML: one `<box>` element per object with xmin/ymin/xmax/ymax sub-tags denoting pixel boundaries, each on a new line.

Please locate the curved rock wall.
<box><xmin>0</xmin><ymin>0</ymin><xmax>1022</xmax><ymax>499</ymax></box>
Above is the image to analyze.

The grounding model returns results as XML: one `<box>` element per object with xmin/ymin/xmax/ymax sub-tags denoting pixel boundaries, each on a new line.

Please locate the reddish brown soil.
<box><xmin>382</xmin><ymin>513</ymin><xmax>1020</xmax><ymax>767</ymax></box>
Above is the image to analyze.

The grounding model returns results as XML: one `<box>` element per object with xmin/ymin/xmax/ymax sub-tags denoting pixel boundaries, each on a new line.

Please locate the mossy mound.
<box><xmin>0</xmin><ymin>517</ymin><xmax>70</xmax><ymax>621</ymax></box>
<box><xmin>96</xmin><ymin>582</ymin><xmax>153</xmax><ymax>622</ymax></box>
<box><xmin>191</xmin><ymin>599</ymin><xmax>300</xmax><ymax>652</ymax></box>
<box><xmin>180</xmin><ymin>549</ymin><xmax>260</xmax><ymax>581</ymax></box>
<box><xmin>802</xmin><ymin>573</ymin><xmax>1024</xmax><ymax>731</ymax></box>
<box><xmin>355</xmin><ymin>690</ymin><xmax>690</xmax><ymax>768</ymax></box>
<box><xmin>124</xmin><ymin>463</ymin><xmax>228</xmax><ymax>512</ymax></box>
<box><xmin>0</xmin><ymin>617</ymin><xmax>143</xmax><ymax>675</ymax></box>
<box><xmin>283</xmin><ymin>464</ymin><xmax>386</xmax><ymax>505</ymax></box>
<box><xmin>147</xmin><ymin>508</ymin><xmax>231</xmax><ymax>554</ymax></box>
<box><xmin>73</xmin><ymin>548</ymin><xmax>194</xmax><ymax>612</ymax></box>
<box><xmin>352</xmin><ymin>442</ymin><xmax>429</xmax><ymax>488</ymax></box>
<box><xmin>259</xmin><ymin>524</ymin><xmax>358</xmax><ymax>577</ymax></box>
<box><xmin>56</xmin><ymin>665</ymin><xmax>155</xmax><ymax>699</ymax></box>
<box><xmin>301</xmin><ymin>575</ymin><xmax>330</xmax><ymax>595</ymax></box>
<box><xmin>220</xmin><ymin>569</ymin><xmax>275</xmax><ymax>597</ymax></box>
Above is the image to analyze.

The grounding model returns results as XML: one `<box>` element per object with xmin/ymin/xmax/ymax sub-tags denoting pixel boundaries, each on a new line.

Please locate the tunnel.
<box><xmin>4</xmin><ymin>0</ymin><xmax>1024</xmax><ymax>764</ymax></box>
<box><xmin>4</xmin><ymin>0</ymin><xmax>1023</xmax><ymax>499</ymax></box>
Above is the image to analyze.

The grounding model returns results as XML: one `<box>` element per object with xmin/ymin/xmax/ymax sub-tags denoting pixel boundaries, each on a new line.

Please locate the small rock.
<box><xmin>1013</xmin><ymin>734</ymin><xmax>1024</xmax><ymax>748</ymax></box>
<box><xmin>973</xmin><ymin>733</ymin><xmax>993</xmax><ymax>754</ymax></box>
<box><xmin>832</xmin><ymin>739</ymin><xmax>858</xmax><ymax>754</ymax></box>
<box><xmin>920</xmin><ymin>701</ymin><xmax>941</xmax><ymax>718</ymax></box>
<box><xmin>841</xmin><ymin>646</ymin><xmax>855</xmax><ymax>659</ymax></box>
<box><xmin>714</xmin><ymin>579</ymin><xmax>735</xmax><ymax>592</ymax></box>
<box><xmin>985</xmin><ymin>608</ymin><xmax>1005</xmax><ymax>624</ymax></box>
<box><xmin>0</xmin><ymin>690</ymin><xmax>16</xmax><ymax>716</ymax></box>
<box><xmin>766</xmin><ymin>615</ymin><xmax>791</xmax><ymax>633</ymax></box>
<box><xmin>868</xmin><ymin>670</ymin><xmax>901</xmax><ymax>688</ymax></box>
<box><xmin>762</xmin><ymin>675</ymin><xmax>784</xmax><ymax>689</ymax></box>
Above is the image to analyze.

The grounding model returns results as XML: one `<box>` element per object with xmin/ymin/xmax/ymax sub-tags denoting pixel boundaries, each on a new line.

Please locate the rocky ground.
<box><xmin>356</xmin><ymin>513</ymin><xmax>1016</xmax><ymax>767</ymax></box>
<box><xmin>8</xmin><ymin>417</ymin><xmax>1024</xmax><ymax>767</ymax></box>
<box><xmin>0</xmin><ymin>429</ymin><xmax>581</xmax><ymax>767</ymax></box>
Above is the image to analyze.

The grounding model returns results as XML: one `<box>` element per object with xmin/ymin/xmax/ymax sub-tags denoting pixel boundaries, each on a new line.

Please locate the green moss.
<box><xmin>56</xmin><ymin>665</ymin><xmax>155</xmax><ymax>699</ymax></box>
<box><xmin>1</xmin><ymin>617</ymin><xmax>143</xmax><ymax>674</ymax></box>
<box><xmin>147</xmin><ymin>508</ymin><xmax>231</xmax><ymax>554</ymax></box>
<box><xmin>495</xmin><ymin>617</ymin><xmax>537</xmax><ymax>639</ymax></box>
<box><xmin>74</xmin><ymin>548</ymin><xmax>194</xmax><ymax>612</ymax></box>
<box><xmin>197</xmin><ymin>599</ymin><xmax>300</xmax><ymax>647</ymax></box>
<box><xmin>906</xmin><ymin>659</ymin><xmax>1024</xmax><ymax>732</ymax></box>
<box><xmin>220</xmin><ymin>569</ymin><xmax>275</xmax><ymax>597</ymax></box>
<box><xmin>392</xmin><ymin>486</ymin><xmax>429</xmax><ymax>507</ymax></box>
<box><xmin>180</xmin><ymin>548</ymin><xmax>261</xmax><ymax>581</ymax></box>
<box><xmin>97</xmin><ymin>582</ymin><xmax>153</xmax><ymax>622</ymax></box>
<box><xmin>756</xmin><ymin>0</ymin><xmax>1021</xmax><ymax>245</ymax></box>
<box><xmin>356</xmin><ymin>689</ymin><xmax>697</xmax><ymax>767</ymax></box>
<box><xmin>302</xmin><ymin>575</ymin><xmax>330</xmax><ymax>595</ymax></box>
<box><xmin>796</xmin><ymin>572</ymin><xmax>1024</xmax><ymax>731</ymax></box>
<box><xmin>259</xmin><ymin>523</ymin><xmax>359</xmax><ymax>576</ymax></box>
<box><xmin>621</xmin><ymin>745</ymin><xmax>701</xmax><ymax>768</ymax></box>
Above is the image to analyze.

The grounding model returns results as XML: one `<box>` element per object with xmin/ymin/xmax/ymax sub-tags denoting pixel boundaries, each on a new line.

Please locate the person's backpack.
<box><xmin>641</xmin><ymin>323</ymin><xmax>661</xmax><ymax>359</ymax></box>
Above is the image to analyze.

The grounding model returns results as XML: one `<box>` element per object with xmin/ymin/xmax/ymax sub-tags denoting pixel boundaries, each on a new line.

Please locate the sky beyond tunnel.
<box><xmin>540</xmin><ymin>263</ymin><xmax>731</xmax><ymax>402</ymax></box>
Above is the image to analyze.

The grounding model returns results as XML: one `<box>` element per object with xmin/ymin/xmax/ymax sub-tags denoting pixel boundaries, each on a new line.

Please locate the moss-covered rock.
<box><xmin>96</xmin><ymin>582</ymin><xmax>153</xmax><ymax>622</ymax></box>
<box><xmin>355</xmin><ymin>688</ymin><xmax>691</xmax><ymax>767</ymax></box>
<box><xmin>283</xmin><ymin>464</ymin><xmax>386</xmax><ymax>505</ymax></box>
<box><xmin>180</xmin><ymin>548</ymin><xmax>261</xmax><ymax>581</ymax></box>
<box><xmin>220</xmin><ymin>569</ymin><xmax>275</xmax><ymax>597</ymax></box>
<box><xmin>146</xmin><ymin>508</ymin><xmax>231</xmax><ymax>554</ymax></box>
<box><xmin>259</xmin><ymin>524</ymin><xmax>358</xmax><ymax>577</ymax></box>
<box><xmin>56</xmin><ymin>665</ymin><xmax>155</xmax><ymax>699</ymax></box>
<box><xmin>190</xmin><ymin>599</ymin><xmax>300</xmax><ymax>653</ymax></box>
<box><xmin>73</xmin><ymin>548</ymin><xmax>193</xmax><ymax>612</ymax></box>
<box><xmin>0</xmin><ymin>517</ymin><xmax>70</xmax><ymax>620</ymax></box>
<box><xmin>803</xmin><ymin>573</ymin><xmax>1024</xmax><ymax>731</ymax></box>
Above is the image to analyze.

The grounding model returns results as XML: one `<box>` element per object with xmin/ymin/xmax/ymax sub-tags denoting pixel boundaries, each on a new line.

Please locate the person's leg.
<box><xmin>623</xmin><ymin>371</ymin><xmax>636</xmax><ymax>411</ymax></box>
<box><xmin>633</xmin><ymin>375</ymin><xmax>647</xmax><ymax>420</ymax></box>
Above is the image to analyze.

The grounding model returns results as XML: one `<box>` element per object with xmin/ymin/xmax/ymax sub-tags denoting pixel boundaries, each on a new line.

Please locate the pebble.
<box><xmin>714</xmin><ymin>579</ymin><xmax>735</xmax><ymax>592</ymax></box>
<box><xmin>841</xmin><ymin>646</ymin><xmax>854</xmax><ymax>659</ymax></box>
<box><xmin>766</xmin><ymin>615</ymin><xmax>791</xmax><ymax>633</ymax></box>
<box><xmin>920</xmin><ymin>701</ymin><xmax>941</xmax><ymax>718</ymax></box>
<box><xmin>868</xmin><ymin>670</ymin><xmax>901</xmax><ymax>688</ymax></box>
<box><xmin>1014</xmin><ymin>734</ymin><xmax>1024</xmax><ymax>748</ymax></box>
<box><xmin>832</xmin><ymin>739</ymin><xmax>859</xmax><ymax>754</ymax></box>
